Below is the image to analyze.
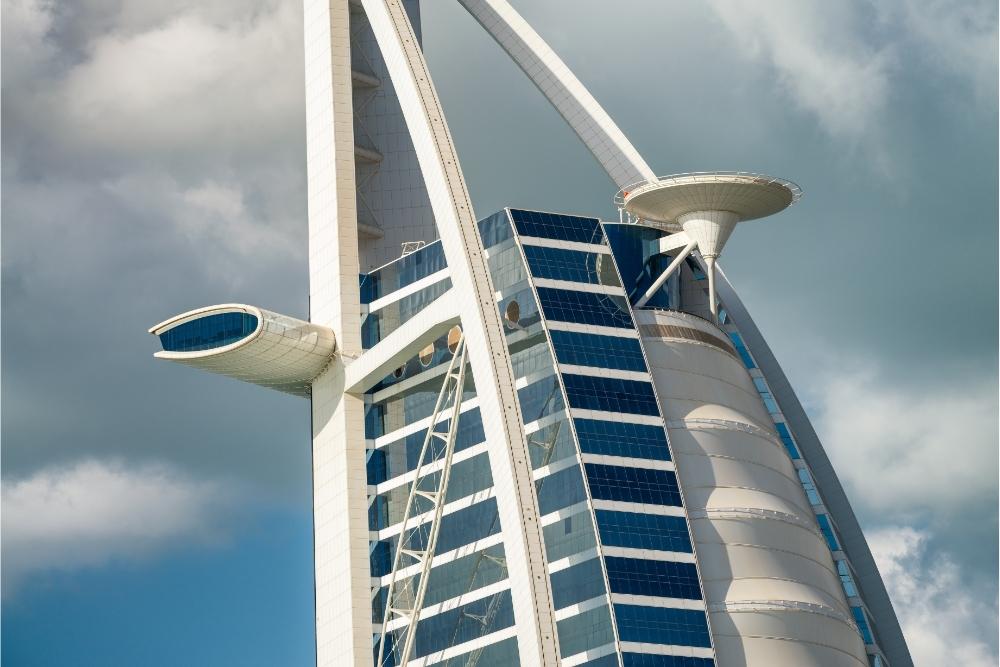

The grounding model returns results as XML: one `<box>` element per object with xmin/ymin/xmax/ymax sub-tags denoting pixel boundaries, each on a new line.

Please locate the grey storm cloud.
<box><xmin>2</xmin><ymin>0</ymin><xmax>997</xmax><ymax>660</ymax></box>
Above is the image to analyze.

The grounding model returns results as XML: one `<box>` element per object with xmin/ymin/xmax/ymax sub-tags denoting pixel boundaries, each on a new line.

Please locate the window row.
<box><xmin>510</xmin><ymin>208</ymin><xmax>605</xmax><ymax>245</ymax></box>
<box><xmin>605</xmin><ymin>556</ymin><xmax>702</xmax><ymax>600</ymax></box>
<box><xmin>595</xmin><ymin>510</ymin><xmax>691</xmax><ymax>553</ymax></box>
<box><xmin>522</xmin><ymin>244</ymin><xmax>620</xmax><ymax>286</ymax></box>
<box><xmin>574</xmin><ymin>418</ymin><xmax>671</xmax><ymax>461</ymax></box>
<box><xmin>622</xmin><ymin>654</ymin><xmax>716</xmax><ymax>667</ymax></box>
<box><xmin>159</xmin><ymin>312</ymin><xmax>257</xmax><ymax>352</ymax></box>
<box><xmin>550</xmin><ymin>330</ymin><xmax>648</xmax><ymax>372</ymax></box>
<box><xmin>614</xmin><ymin>604</ymin><xmax>713</xmax><ymax>648</ymax></box>
<box><xmin>367</xmin><ymin>409</ymin><xmax>487</xmax><ymax>485</ymax></box>
<box><xmin>563</xmin><ymin>374</ymin><xmax>661</xmax><ymax>416</ymax></box>
<box><xmin>382</xmin><ymin>590</ymin><xmax>514</xmax><ymax>660</ymax></box>
<box><xmin>537</xmin><ymin>287</ymin><xmax>634</xmax><ymax>329</ymax></box>
<box><xmin>585</xmin><ymin>464</ymin><xmax>683</xmax><ymax>507</ymax></box>
<box><xmin>369</xmin><ymin>498</ymin><xmax>501</xmax><ymax>577</ymax></box>
<box><xmin>360</xmin><ymin>240</ymin><xmax>446</xmax><ymax>304</ymax></box>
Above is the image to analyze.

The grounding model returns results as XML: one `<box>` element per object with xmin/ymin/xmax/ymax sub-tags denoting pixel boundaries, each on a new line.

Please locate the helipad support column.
<box><xmin>619</xmin><ymin>172</ymin><xmax>801</xmax><ymax>320</ymax></box>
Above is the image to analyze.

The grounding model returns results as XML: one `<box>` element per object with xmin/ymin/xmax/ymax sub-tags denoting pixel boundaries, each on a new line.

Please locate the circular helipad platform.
<box><xmin>616</xmin><ymin>172</ymin><xmax>802</xmax><ymax>226</ymax></box>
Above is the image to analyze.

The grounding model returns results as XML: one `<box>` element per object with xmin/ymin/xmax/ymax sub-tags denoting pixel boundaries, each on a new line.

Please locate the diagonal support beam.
<box><xmin>344</xmin><ymin>290</ymin><xmax>460</xmax><ymax>394</ymax></box>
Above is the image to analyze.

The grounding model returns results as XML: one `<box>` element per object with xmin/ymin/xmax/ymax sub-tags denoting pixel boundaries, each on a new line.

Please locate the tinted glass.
<box><xmin>575</xmin><ymin>419</ymin><xmax>670</xmax><ymax>460</ymax></box>
<box><xmin>522</xmin><ymin>245</ymin><xmax>620</xmax><ymax>286</ymax></box>
<box><xmin>360</xmin><ymin>241</ymin><xmax>446</xmax><ymax>304</ymax></box>
<box><xmin>585</xmin><ymin>464</ymin><xmax>682</xmax><ymax>506</ymax></box>
<box><xmin>159</xmin><ymin>312</ymin><xmax>258</xmax><ymax>352</ymax></box>
<box><xmin>556</xmin><ymin>604</ymin><xmax>616</xmax><ymax>658</ymax></box>
<box><xmin>550</xmin><ymin>558</ymin><xmax>606</xmax><ymax>609</ymax></box>
<box><xmin>613</xmin><ymin>604</ymin><xmax>712</xmax><ymax>648</ymax></box>
<box><xmin>595</xmin><ymin>510</ymin><xmax>691</xmax><ymax>552</ymax></box>
<box><xmin>622</xmin><ymin>654</ymin><xmax>715</xmax><ymax>667</ymax></box>
<box><xmin>550</xmin><ymin>330</ymin><xmax>647</xmax><ymax>372</ymax></box>
<box><xmin>510</xmin><ymin>208</ymin><xmax>604</xmax><ymax>244</ymax></box>
<box><xmin>562</xmin><ymin>374</ymin><xmax>660</xmax><ymax>416</ymax></box>
<box><xmin>605</xmin><ymin>557</ymin><xmax>702</xmax><ymax>600</ymax></box>
<box><xmin>536</xmin><ymin>288</ymin><xmax>633</xmax><ymax>329</ymax></box>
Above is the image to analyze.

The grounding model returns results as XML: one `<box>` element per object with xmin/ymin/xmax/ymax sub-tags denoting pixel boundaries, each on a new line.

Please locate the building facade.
<box><xmin>149</xmin><ymin>1</ymin><xmax>912</xmax><ymax>666</ymax></box>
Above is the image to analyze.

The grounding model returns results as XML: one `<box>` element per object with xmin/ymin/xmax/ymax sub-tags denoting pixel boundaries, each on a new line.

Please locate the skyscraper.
<box><xmin>148</xmin><ymin>1</ymin><xmax>912</xmax><ymax>666</ymax></box>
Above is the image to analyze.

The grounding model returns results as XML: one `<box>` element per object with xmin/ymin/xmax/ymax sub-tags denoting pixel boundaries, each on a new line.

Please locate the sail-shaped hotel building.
<box><xmin>148</xmin><ymin>2</ymin><xmax>913</xmax><ymax>666</ymax></box>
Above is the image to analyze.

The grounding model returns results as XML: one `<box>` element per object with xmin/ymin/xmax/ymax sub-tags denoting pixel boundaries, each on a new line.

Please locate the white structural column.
<box><xmin>638</xmin><ymin>309</ymin><xmax>869</xmax><ymax>667</ymax></box>
<box><xmin>359</xmin><ymin>0</ymin><xmax>560</xmax><ymax>663</ymax></box>
<box><xmin>303</xmin><ymin>1</ymin><xmax>370</xmax><ymax>665</ymax></box>
<box><xmin>458</xmin><ymin>0</ymin><xmax>656</xmax><ymax>188</ymax></box>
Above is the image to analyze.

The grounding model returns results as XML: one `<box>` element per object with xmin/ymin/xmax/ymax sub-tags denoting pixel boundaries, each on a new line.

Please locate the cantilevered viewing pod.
<box><xmin>149</xmin><ymin>304</ymin><xmax>337</xmax><ymax>397</ymax></box>
<box><xmin>616</xmin><ymin>172</ymin><xmax>801</xmax><ymax>319</ymax></box>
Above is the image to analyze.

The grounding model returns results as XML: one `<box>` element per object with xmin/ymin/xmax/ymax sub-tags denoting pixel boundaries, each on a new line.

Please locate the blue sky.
<box><xmin>2</xmin><ymin>0</ymin><xmax>998</xmax><ymax>665</ymax></box>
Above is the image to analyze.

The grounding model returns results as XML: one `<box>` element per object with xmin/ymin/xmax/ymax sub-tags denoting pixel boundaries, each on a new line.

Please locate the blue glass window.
<box><xmin>362</xmin><ymin>279</ymin><xmax>452</xmax><ymax>348</ymax></box>
<box><xmin>585</xmin><ymin>464</ymin><xmax>682</xmax><ymax>506</ymax></box>
<box><xmin>798</xmin><ymin>468</ymin><xmax>822</xmax><ymax>506</ymax></box>
<box><xmin>371</xmin><ymin>498</ymin><xmax>501</xmax><ymax>576</ymax></box>
<box><xmin>518</xmin><ymin>374</ymin><xmax>566</xmax><ymax>422</ymax></box>
<box><xmin>614</xmin><ymin>604</ymin><xmax>712</xmax><ymax>648</ymax></box>
<box><xmin>774</xmin><ymin>422</ymin><xmax>801</xmax><ymax>459</ymax></box>
<box><xmin>367</xmin><ymin>409</ymin><xmax>485</xmax><ymax>485</ymax></box>
<box><xmin>479</xmin><ymin>210</ymin><xmax>514</xmax><ymax>249</ymax></box>
<box><xmin>816</xmin><ymin>513</ymin><xmax>840</xmax><ymax>551</ymax></box>
<box><xmin>359</xmin><ymin>241</ymin><xmax>446</xmax><ymax>304</ymax></box>
<box><xmin>562</xmin><ymin>374</ymin><xmax>660</xmax><ymax>416</ymax></box>
<box><xmin>550</xmin><ymin>558</ymin><xmax>607</xmax><ymax>609</ymax></box>
<box><xmin>159</xmin><ymin>312</ymin><xmax>258</xmax><ymax>352</ymax></box>
<box><xmin>536</xmin><ymin>288</ymin><xmax>633</xmax><ymax>329</ymax></box>
<box><xmin>537</xmin><ymin>465</ymin><xmax>588</xmax><ymax>516</ymax></box>
<box><xmin>522</xmin><ymin>245</ymin><xmax>619</xmax><ymax>286</ymax></box>
<box><xmin>404</xmin><ymin>590</ymin><xmax>514</xmax><ymax>658</ymax></box>
<box><xmin>837</xmin><ymin>560</ymin><xmax>859</xmax><ymax>598</ymax></box>
<box><xmin>622</xmin><ymin>654</ymin><xmax>715</xmax><ymax>667</ymax></box>
<box><xmin>550</xmin><ymin>331</ymin><xmax>647</xmax><ymax>372</ymax></box>
<box><xmin>605</xmin><ymin>557</ymin><xmax>702</xmax><ymax>600</ymax></box>
<box><xmin>595</xmin><ymin>511</ymin><xmax>691</xmax><ymax>553</ymax></box>
<box><xmin>852</xmin><ymin>606</ymin><xmax>874</xmax><ymax>645</ymax></box>
<box><xmin>510</xmin><ymin>209</ymin><xmax>605</xmax><ymax>244</ymax></box>
<box><xmin>728</xmin><ymin>331</ymin><xmax>756</xmax><ymax>369</ymax></box>
<box><xmin>753</xmin><ymin>377</ymin><xmax>780</xmax><ymax>414</ymax></box>
<box><xmin>574</xmin><ymin>419</ymin><xmax>670</xmax><ymax>460</ymax></box>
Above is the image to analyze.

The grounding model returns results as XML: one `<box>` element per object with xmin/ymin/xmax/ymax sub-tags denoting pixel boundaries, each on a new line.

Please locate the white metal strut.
<box><xmin>375</xmin><ymin>334</ymin><xmax>468</xmax><ymax>667</ymax></box>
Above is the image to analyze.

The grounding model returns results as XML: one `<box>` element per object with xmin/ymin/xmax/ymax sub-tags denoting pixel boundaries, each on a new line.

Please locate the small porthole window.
<box><xmin>419</xmin><ymin>342</ymin><xmax>435</xmax><ymax>367</ymax></box>
<box><xmin>393</xmin><ymin>366</ymin><xmax>405</xmax><ymax>379</ymax></box>
<box><xmin>504</xmin><ymin>300</ymin><xmax>520</xmax><ymax>328</ymax></box>
<box><xmin>447</xmin><ymin>326</ymin><xmax>462</xmax><ymax>354</ymax></box>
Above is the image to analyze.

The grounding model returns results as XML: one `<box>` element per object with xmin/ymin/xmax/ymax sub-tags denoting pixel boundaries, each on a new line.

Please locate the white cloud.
<box><xmin>6</xmin><ymin>0</ymin><xmax>304</xmax><ymax>166</ymax></box>
<box><xmin>2</xmin><ymin>460</ymin><xmax>241</xmax><ymax>594</ymax></box>
<box><xmin>704</xmin><ymin>1</ymin><xmax>894</xmax><ymax>144</ymax></box>
<box><xmin>869</xmin><ymin>526</ymin><xmax>999</xmax><ymax>666</ymax></box>
<box><xmin>813</xmin><ymin>367</ymin><xmax>997</xmax><ymax>519</ymax></box>
<box><xmin>893</xmin><ymin>0</ymin><xmax>998</xmax><ymax>100</ymax></box>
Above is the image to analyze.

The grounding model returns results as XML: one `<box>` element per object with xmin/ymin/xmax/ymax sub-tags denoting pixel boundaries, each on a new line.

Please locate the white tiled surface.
<box><xmin>358</xmin><ymin>0</ymin><xmax>559</xmax><ymax>662</ymax></box>
<box><xmin>304</xmin><ymin>1</ymin><xmax>370</xmax><ymax>665</ymax></box>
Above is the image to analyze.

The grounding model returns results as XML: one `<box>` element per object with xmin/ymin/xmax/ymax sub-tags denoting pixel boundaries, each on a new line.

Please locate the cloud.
<box><xmin>869</xmin><ymin>526</ymin><xmax>999</xmax><ymax>666</ymax></box>
<box><xmin>813</xmin><ymin>366</ymin><xmax>998</xmax><ymax>521</ymax></box>
<box><xmin>704</xmin><ymin>1</ymin><xmax>893</xmax><ymax>144</ymax></box>
<box><xmin>893</xmin><ymin>0</ymin><xmax>998</xmax><ymax>99</ymax></box>
<box><xmin>2</xmin><ymin>460</ymin><xmax>242</xmax><ymax>594</ymax></box>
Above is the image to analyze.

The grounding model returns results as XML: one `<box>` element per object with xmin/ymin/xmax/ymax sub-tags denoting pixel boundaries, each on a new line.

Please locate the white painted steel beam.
<box><xmin>344</xmin><ymin>290</ymin><xmax>460</xmax><ymax>394</ymax></box>
<box><xmin>358</xmin><ymin>1</ymin><xmax>560</xmax><ymax>662</ymax></box>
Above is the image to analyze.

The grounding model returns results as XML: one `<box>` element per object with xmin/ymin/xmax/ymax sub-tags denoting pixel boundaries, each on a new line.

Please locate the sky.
<box><xmin>1</xmin><ymin>0</ymin><xmax>997</xmax><ymax>665</ymax></box>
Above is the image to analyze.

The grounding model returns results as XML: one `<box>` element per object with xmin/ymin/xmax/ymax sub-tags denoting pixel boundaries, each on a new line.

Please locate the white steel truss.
<box><xmin>376</xmin><ymin>333</ymin><xmax>468</xmax><ymax>667</ymax></box>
